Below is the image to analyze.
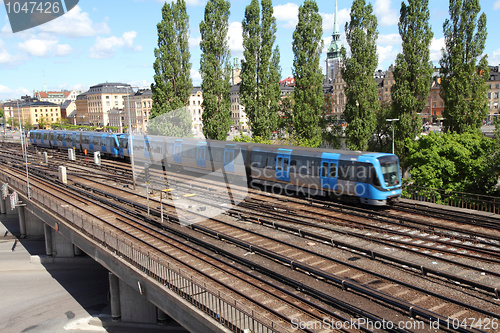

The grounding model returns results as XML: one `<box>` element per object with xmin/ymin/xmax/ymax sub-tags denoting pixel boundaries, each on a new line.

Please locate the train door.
<box><xmin>101</xmin><ymin>134</ymin><xmax>107</xmax><ymax>154</ymax></box>
<box><xmin>71</xmin><ymin>132</ymin><xmax>77</xmax><ymax>149</ymax></box>
<box><xmin>88</xmin><ymin>133</ymin><xmax>94</xmax><ymax>152</ymax></box>
<box><xmin>276</xmin><ymin>149</ymin><xmax>292</xmax><ymax>182</ymax></box>
<box><xmin>320</xmin><ymin>153</ymin><xmax>340</xmax><ymax>192</ymax></box>
<box><xmin>196</xmin><ymin>142</ymin><xmax>206</xmax><ymax>168</ymax></box>
<box><xmin>174</xmin><ymin>140</ymin><xmax>182</xmax><ymax>164</ymax></box>
<box><xmin>224</xmin><ymin>144</ymin><xmax>235</xmax><ymax>172</ymax></box>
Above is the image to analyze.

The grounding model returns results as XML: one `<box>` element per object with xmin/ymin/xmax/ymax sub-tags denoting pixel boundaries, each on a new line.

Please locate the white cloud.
<box><xmin>89</xmin><ymin>31</ymin><xmax>142</xmax><ymax>59</ymax></box>
<box><xmin>377</xmin><ymin>33</ymin><xmax>401</xmax><ymax>46</ymax></box>
<box><xmin>191</xmin><ymin>68</ymin><xmax>202</xmax><ymax>86</ymax></box>
<box><xmin>430</xmin><ymin>37</ymin><xmax>445</xmax><ymax>62</ymax></box>
<box><xmin>189</xmin><ymin>35</ymin><xmax>201</xmax><ymax>48</ymax></box>
<box><xmin>37</xmin><ymin>5</ymin><xmax>110</xmax><ymax>37</ymax></box>
<box><xmin>374</xmin><ymin>0</ymin><xmax>399</xmax><ymax>27</ymax></box>
<box><xmin>488</xmin><ymin>47</ymin><xmax>500</xmax><ymax>66</ymax></box>
<box><xmin>18</xmin><ymin>37</ymin><xmax>73</xmax><ymax>57</ymax></box>
<box><xmin>321</xmin><ymin>8</ymin><xmax>350</xmax><ymax>33</ymax></box>
<box><xmin>494</xmin><ymin>1</ymin><xmax>500</xmax><ymax>10</ymax></box>
<box><xmin>228</xmin><ymin>21</ymin><xmax>243</xmax><ymax>53</ymax></box>
<box><xmin>0</xmin><ymin>85</ymin><xmax>30</xmax><ymax>101</ymax></box>
<box><xmin>0</xmin><ymin>39</ymin><xmax>16</xmax><ymax>63</ymax></box>
<box><xmin>377</xmin><ymin>44</ymin><xmax>398</xmax><ymax>68</ymax></box>
<box><xmin>274</xmin><ymin>3</ymin><xmax>299</xmax><ymax>29</ymax></box>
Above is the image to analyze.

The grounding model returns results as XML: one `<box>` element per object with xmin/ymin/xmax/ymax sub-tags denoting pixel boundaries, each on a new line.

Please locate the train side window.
<box><xmin>322</xmin><ymin>162</ymin><xmax>328</xmax><ymax>177</ymax></box>
<box><xmin>356</xmin><ymin>163</ymin><xmax>369</xmax><ymax>183</ymax></box>
<box><xmin>284</xmin><ymin>158</ymin><xmax>289</xmax><ymax>171</ymax></box>
<box><xmin>267</xmin><ymin>155</ymin><xmax>276</xmax><ymax>169</ymax></box>
<box><xmin>251</xmin><ymin>153</ymin><xmax>264</xmax><ymax>168</ymax></box>
<box><xmin>338</xmin><ymin>161</ymin><xmax>355</xmax><ymax>180</ymax></box>
<box><xmin>370</xmin><ymin>166</ymin><xmax>381</xmax><ymax>186</ymax></box>
<box><xmin>277</xmin><ymin>157</ymin><xmax>282</xmax><ymax>170</ymax></box>
<box><xmin>329</xmin><ymin>163</ymin><xmax>337</xmax><ymax>178</ymax></box>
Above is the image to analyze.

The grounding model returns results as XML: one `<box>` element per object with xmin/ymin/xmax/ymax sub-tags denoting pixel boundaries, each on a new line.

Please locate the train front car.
<box><xmin>356</xmin><ymin>153</ymin><xmax>402</xmax><ymax>206</ymax></box>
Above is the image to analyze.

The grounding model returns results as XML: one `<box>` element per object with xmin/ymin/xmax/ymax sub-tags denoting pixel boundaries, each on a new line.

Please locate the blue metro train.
<box><xmin>29</xmin><ymin>129</ymin><xmax>401</xmax><ymax>205</ymax></box>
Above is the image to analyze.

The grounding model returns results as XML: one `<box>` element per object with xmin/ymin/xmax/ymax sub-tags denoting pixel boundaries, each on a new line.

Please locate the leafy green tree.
<box><xmin>391</xmin><ymin>0</ymin><xmax>433</xmax><ymax>166</ymax></box>
<box><xmin>151</xmin><ymin>0</ymin><xmax>192</xmax><ymax>137</ymax></box>
<box><xmin>406</xmin><ymin>131</ymin><xmax>499</xmax><ymax>195</ymax></box>
<box><xmin>370</xmin><ymin>101</ymin><xmax>393</xmax><ymax>153</ymax></box>
<box><xmin>148</xmin><ymin>107</ymin><xmax>193</xmax><ymax>137</ymax></box>
<box><xmin>199</xmin><ymin>0</ymin><xmax>232</xmax><ymax>140</ymax></box>
<box><xmin>439</xmin><ymin>0</ymin><xmax>488</xmax><ymax>133</ymax></box>
<box><xmin>321</xmin><ymin>93</ymin><xmax>343</xmax><ymax>149</ymax></box>
<box><xmin>241</xmin><ymin>0</ymin><xmax>281</xmax><ymax>140</ymax></box>
<box><xmin>0</xmin><ymin>107</ymin><xmax>4</xmax><ymax>119</ymax></box>
<box><xmin>37</xmin><ymin>116</ymin><xmax>48</xmax><ymax>129</ymax></box>
<box><xmin>495</xmin><ymin>117</ymin><xmax>500</xmax><ymax>142</ymax></box>
<box><xmin>291</xmin><ymin>0</ymin><xmax>324</xmax><ymax>147</ymax></box>
<box><xmin>341</xmin><ymin>0</ymin><xmax>379</xmax><ymax>151</ymax></box>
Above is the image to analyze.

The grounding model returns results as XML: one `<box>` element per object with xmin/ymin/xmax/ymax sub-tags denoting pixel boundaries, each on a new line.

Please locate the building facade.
<box><xmin>22</xmin><ymin>101</ymin><xmax>61</xmax><ymax>128</ymax></box>
<box><xmin>75</xmin><ymin>92</ymin><xmax>89</xmax><ymax>126</ymax></box>
<box><xmin>123</xmin><ymin>89</ymin><xmax>152</xmax><ymax>133</ymax></box>
<box><xmin>86</xmin><ymin>82</ymin><xmax>131</xmax><ymax>128</ymax></box>
<box><xmin>188</xmin><ymin>87</ymin><xmax>204</xmax><ymax>135</ymax></box>
<box><xmin>487</xmin><ymin>66</ymin><xmax>500</xmax><ymax>123</ymax></box>
<box><xmin>34</xmin><ymin>90</ymin><xmax>83</xmax><ymax>104</ymax></box>
<box><xmin>230</xmin><ymin>84</ymin><xmax>248</xmax><ymax>131</ymax></box>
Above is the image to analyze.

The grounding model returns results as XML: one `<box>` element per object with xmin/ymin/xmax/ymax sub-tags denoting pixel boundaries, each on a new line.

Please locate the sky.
<box><xmin>1</xmin><ymin>0</ymin><xmax>500</xmax><ymax>101</ymax></box>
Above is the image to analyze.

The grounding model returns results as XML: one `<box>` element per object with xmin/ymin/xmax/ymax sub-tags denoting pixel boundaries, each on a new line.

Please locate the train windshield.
<box><xmin>378</xmin><ymin>155</ymin><xmax>400</xmax><ymax>187</ymax></box>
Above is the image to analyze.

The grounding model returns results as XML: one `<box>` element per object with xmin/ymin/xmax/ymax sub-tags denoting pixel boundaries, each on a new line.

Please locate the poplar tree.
<box><xmin>150</xmin><ymin>0</ymin><xmax>192</xmax><ymax>137</ymax></box>
<box><xmin>241</xmin><ymin>0</ymin><xmax>281</xmax><ymax>140</ymax></box>
<box><xmin>199</xmin><ymin>0</ymin><xmax>232</xmax><ymax>140</ymax></box>
<box><xmin>341</xmin><ymin>0</ymin><xmax>379</xmax><ymax>151</ymax></box>
<box><xmin>391</xmin><ymin>0</ymin><xmax>433</xmax><ymax>163</ymax></box>
<box><xmin>439</xmin><ymin>0</ymin><xmax>488</xmax><ymax>134</ymax></box>
<box><xmin>291</xmin><ymin>0</ymin><xmax>324</xmax><ymax>147</ymax></box>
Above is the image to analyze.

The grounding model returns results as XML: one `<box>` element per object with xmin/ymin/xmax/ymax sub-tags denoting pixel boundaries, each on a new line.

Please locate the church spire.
<box><xmin>326</xmin><ymin>0</ymin><xmax>343</xmax><ymax>82</ymax></box>
<box><xmin>327</xmin><ymin>0</ymin><xmax>341</xmax><ymax>59</ymax></box>
<box><xmin>333</xmin><ymin>0</ymin><xmax>339</xmax><ymax>38</ymax></box>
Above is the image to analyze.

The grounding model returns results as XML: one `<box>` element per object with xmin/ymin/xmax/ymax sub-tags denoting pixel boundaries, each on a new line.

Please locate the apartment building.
<box><xmin>188</xmin><ymin>87</ymin><xmax>204</xmax><ymax>134</ymax></box>
<box><xmin>75</xmin><ymin>92</ymin><xmax>89</xmax><ymax>126</ymax></box>
<box><xmin>123</xmin><ymin>89</ymin><xmax>152</xmax><ymax>133</ymax></box>
<box><xmin>85</xmin><ymin>82</ymin><xmax>131</xmax><ymax>128</ymax></box>
<box><xmin>229</xmin><ymin>84</ymin><xmax>248</xmax><ymax>131</ymax></box>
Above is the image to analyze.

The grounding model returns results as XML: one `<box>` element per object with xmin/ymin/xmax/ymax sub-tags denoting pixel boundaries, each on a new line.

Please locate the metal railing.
<box><xmin>2</xmin><ymin>173</ymin><xmax>289</xmax><ymax>333</ymax></box>
<box><xmin>402</xmin><ymin>184</ymin><xmax>500</xmax><ymax>215</ymax></box>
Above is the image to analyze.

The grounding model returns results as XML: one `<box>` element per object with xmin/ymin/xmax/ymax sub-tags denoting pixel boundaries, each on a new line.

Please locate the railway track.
<box><xmin>3</xmin><ymin>142</ymin><xmax>500</xmax><ymax>332</ymax></box>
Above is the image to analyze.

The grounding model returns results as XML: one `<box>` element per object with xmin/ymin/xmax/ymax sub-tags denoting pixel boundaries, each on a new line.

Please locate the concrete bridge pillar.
<box><xmin>44</xmin><ymin>224</ymin><xmax>53</xmax><ymax>256</ymax></box>
<box><xmin>157</xmin><ymin>308</ymin><xmax>171</xmax><ymax>325</ymax></box>
<box><xmin>119</xmin><ymin>279</ymin><xmax>157</xmax><ymax>324</ymax></box>
<box><xmin>18</xmin><ymin>204</ymin><xmax>26</xmax><ymax>238</ymax></box>
<box><xmin>50</xmin><ymin>226</ymin><xmax>75</xmax><ymax>258</ymax></box>
<box><xmin>107</xmin><ymin>272</ymin><xmax>158</xmax><ymax>324</ymax></box>
<box><xmin>23</xmin><ymin>208</ymin><xmax>44</xmax><ymax>237</ymax></box>
<box><xmin>109</xmin><ymin>272</ymin><xmax>121</xmax><ymax>321</ymax></box>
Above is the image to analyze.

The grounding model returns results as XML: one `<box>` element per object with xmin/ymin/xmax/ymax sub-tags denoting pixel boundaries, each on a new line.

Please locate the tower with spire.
<box><xmin>326</xmin><ymin>0</ymin><xmax>342</xmax><ymax>83</ymax></box>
